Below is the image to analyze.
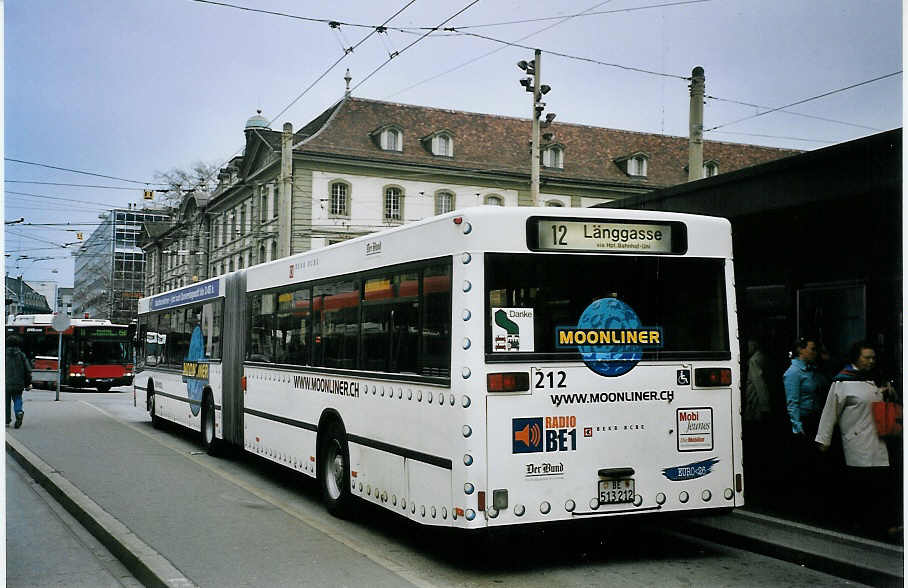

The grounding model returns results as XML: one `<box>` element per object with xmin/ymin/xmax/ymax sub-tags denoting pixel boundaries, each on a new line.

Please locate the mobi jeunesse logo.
<box><xmin>556</xmin><ymin>298</ymin><xmax>662</xmax><ymax>377</ymax></box>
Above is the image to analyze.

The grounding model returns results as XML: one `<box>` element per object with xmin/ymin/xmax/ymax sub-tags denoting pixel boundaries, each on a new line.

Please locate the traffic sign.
<box><xmin>51</xmin><ymin>313</ymin><xmax>71</xmax><ymax>333</ymax></box>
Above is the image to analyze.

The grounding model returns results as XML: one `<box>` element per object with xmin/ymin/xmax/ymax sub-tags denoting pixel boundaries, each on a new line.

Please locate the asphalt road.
<box><xmin>8</xmin><ymin>387</ymin><xmax>866</xmax><ymax>587</ymax></box>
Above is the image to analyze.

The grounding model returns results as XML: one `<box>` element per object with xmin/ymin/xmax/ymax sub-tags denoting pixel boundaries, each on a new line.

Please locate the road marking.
<box><xmin>81</xmin><ymin>400</ymin><xmax>440</xmax><ymax>588</ymax></box>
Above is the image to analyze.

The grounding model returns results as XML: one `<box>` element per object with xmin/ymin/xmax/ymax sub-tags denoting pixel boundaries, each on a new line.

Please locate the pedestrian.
<box><xmin>783</xmin><ymin>337</ymin><xmax>822</xmax><ymax>438</ymax></box>
<box><xmin>6</xmin><ymin>334</ymin><xmax>32</xmax><ymax>428</ymax></box>
<box><xmin>815</xmin><ymin>341</ymin><xmax>900</xmax><ymax>539</ymax></box>
<box><xmin>744</xmin><ymin>339</ymin><xmax>771</xmax><ymax>424</ymax></box>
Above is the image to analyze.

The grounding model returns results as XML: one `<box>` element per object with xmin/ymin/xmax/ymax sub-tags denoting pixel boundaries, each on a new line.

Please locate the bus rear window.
<box><xmin>485</xmin><ymin>254</ymin><xmax>729</xmax><ymax>359</ymax></box>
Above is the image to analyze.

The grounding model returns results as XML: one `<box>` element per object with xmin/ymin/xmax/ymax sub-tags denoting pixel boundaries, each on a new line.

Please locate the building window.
<box><xmin>260</xmin><ymin>187</ymin><xmax>268</xmax><ymax>223</ymax></box>
<box><xmin>239</xmin><ymin>207</ymin><xmax>246</xmax><ymax>235</ymax></box>
<box><xmin>545</xmin><ymin>200</ymin><xmax>564</xmax><ymax>207</ymax></box>
<box><xmin>542</xmin><ymin>146</ymin><xmax>564</xmax><ymax>169</ymax></box>
<box><xmin>271</xmin><ymin>241</ymin><xmax>278</xmax><ymax>261</ymax></box>
<box><xmin>330</xmin><ymin>182</ymin><xmax>349</xmax><ymax>216</ymax></box>
<box><xmin>259</xmin><ymin>244</ymin><xmax>266</xmax><ymax>265</ymax></box>
<box><xmin>384</xmin><ymin>187</ymin><xmax>403</xmax><ymax>222</ymax></box>
<box><xmin>433</xmin><ymin>133</ymin><xmax>452</xmax><ymax>157</ymax></box>
<box><xmin>271</xmin><ymin>185</ymin><xmax>278</xmax><ymax>219</ymax></box>
<box><xmin>381</xmin><ymin>128</ymin><xmax>402</xmax><ymax>152</ymax></box>
<box><xmin>435</xmin><ymin>191</ymin><xmax>455</xmax><ymax>215</ymax></box>
<box><xmin>703</xmin><ymin>161</ymin><xmax>719</xmax><ymax>177</ymax></box>
<box><xmin>485</xmin><ymin>194</ymin><xmax>503</xmax><ymax>206</ymax></box>
<box><xmin>628</xmin><ymin>155</ymin><xmax>648</xmax><ymax>177</ymax></box>
<box><xmin>237</xmin><ymin>255</ymin><xmax>244</xmax><ymax>270</ymax></box>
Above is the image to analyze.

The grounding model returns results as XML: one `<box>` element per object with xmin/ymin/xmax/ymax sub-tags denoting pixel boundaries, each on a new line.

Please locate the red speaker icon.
<box><xmin>514</xmin><ymin>422</ymin><xmax>541</xmax><ymax>448</ymax></box>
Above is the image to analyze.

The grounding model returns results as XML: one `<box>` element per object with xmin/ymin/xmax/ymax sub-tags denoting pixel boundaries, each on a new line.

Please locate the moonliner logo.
<box><xmin>556</xmin><ymin>298</ymin><xmax>663</xmax><ymax>377</ymax></box>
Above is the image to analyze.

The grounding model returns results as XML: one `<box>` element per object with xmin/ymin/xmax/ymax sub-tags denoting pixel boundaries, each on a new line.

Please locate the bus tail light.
<box><xmin>694</xmin><ymin>368</ymin><xmax>731</xmax><ymax>387</ymax></box>
<box><xmin>487</xmin><ymin>372</ymin><xmax>529</xmax><ymax>392</ymax></box>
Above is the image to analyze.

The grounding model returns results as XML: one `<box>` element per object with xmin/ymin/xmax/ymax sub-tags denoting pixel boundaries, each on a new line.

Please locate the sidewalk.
<box><xmin>6</xmin><ymin>391</ymin><xmax>905</xmax><ymax>587</ymax></box>
<box><xmin>6</xmin><ymin>455</ymin><xmax>141</xmax><ymax>587</ymax></box>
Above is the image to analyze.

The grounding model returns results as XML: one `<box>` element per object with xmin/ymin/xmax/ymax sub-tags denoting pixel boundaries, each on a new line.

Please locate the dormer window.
<box><xmin>542</xmin><ymin>145</ymin><xmax>564</xmax><ymax>169</ymax></box>
<box><xmin>434</xmin><ymin>133</ymin><xmax>453</xmax><ymax>157</ymax></box>
<box><xmin>615</xmin><ymin>152</ymin><xmax>649</xmax><ymax>177</ymax></box>
<box><xmin>703</xmin><ymin>160</ymin><xmax>719</xmax><ymax>177</ymax></box>
<box><xmin>381</xmin><ymin>127</ymin><xmax>402</xmax><ymax>151</ymax></box>
<box><xmin>628</xmin><ymin>155</ymin><xmax>648</xmax><ymax>176</ymax></box>
<box><xmin>422</xmin><ymin>130</ymin><xmax>454</xmax><ymax>157</ymax></box>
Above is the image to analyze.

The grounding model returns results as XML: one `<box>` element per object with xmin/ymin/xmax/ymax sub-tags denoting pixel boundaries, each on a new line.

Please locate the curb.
<box><xmin>672</xmin><ymin>510</ymin><xmax>903</xmax><ymax>588</ymax></box>
<box><xmin>6</xmin><ymin>435</ymin><xmax>198</xmax><ymax>588</ymax></box>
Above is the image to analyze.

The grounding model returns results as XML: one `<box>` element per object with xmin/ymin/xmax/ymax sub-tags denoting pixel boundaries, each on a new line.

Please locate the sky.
<box><xmin>3</xmin><ymin>0</ymin><xmax>903</xmax><ymax>289</ymax></box>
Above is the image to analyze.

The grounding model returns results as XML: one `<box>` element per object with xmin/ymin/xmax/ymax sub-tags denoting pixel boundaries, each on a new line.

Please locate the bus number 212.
<box><xmin>535</xmin><ymin>370</ymin><xmax>567</xmax><ymax>389</ymax></box>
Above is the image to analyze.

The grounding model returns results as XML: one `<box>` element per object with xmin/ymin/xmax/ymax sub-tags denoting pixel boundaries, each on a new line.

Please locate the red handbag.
<box><xmin>872</xmin><ymin>401</ymin><xmax>903</xmax><ymax>437</ymax></box>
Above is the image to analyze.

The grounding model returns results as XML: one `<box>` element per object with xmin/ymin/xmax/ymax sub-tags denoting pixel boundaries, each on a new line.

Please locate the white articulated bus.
<box><xmin>135</xmin><ymin>206</ymin><xmax>743</xmax><ymax>529</ymax></box>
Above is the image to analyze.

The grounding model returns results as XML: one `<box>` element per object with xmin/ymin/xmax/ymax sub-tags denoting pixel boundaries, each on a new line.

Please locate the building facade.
<box><xmin>73</xmin><ymin>207</ymin><xmax>170</xmax><ymax>323</ymax></box>
<box><xmin>142</xmin><ymin>96</ymin><xmax>799</xmax><ymax>296</ymax></box>
<box><xmin>5</xmin><ymin>276</ymin><xmax>52</xmax><ymax>316</ymax></box>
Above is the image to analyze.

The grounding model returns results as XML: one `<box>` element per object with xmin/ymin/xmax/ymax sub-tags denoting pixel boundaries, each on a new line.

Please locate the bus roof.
<box><xmin>139</xmin><ymin>207</ymin><xmax>733</xmax><ymax>308</ymax></box>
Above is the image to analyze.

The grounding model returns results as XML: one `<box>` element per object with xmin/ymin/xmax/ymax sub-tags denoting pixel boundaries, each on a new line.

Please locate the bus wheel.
<box><xmin>319</xmin><ymin>421</ymin><xmax>353</xmax><ymax>517</ymax></box>
<box><xmin>149</xmin><ymin>392</ymin><xmax>162</xmax><ymax>429</ymax></box>
<box><xmin>96</xmin><ymin>384</ymin><xmax>112</xmax><ymax>393</ymax></box>
<box><xmin>201</xmin><ymin>393</ymin><xmax>220</xmax><ymax>456</ymax></box>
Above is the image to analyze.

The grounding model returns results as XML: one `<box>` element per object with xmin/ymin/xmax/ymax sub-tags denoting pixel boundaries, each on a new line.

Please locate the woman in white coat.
<box><xmin>815</xmin><ymin>341</ymin><xmax>897</xmax><ymax>538</ymax></box>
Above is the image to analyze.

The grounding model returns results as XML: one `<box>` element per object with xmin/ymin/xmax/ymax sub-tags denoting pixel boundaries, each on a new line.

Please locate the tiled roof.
<box><xmin>295</xmin><ymin>97</ymin><xmax>800</xmax><ymax>187</ymax></box>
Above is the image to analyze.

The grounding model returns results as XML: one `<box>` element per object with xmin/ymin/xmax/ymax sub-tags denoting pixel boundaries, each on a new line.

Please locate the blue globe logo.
<box><xmin>186</xmin><ymin>326</ymin><xmax>205</xmax><ymax>416</ymax></box>
<box><xmin>577</xmin><ymin>298</ymin><xmax>643</xmax><ymax>377</ymax></box>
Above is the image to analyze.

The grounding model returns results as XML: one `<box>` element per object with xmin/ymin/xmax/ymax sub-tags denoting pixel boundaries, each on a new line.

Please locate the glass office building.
<box><xmin>74</xmin><ymin>208</ymin><xmax>170</xmax><ymax>323</ymax></box>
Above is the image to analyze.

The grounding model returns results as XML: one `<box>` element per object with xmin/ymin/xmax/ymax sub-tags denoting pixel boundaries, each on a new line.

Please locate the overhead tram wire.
<box><xmin>705</xmin><ymin>96</ymin><xmax>884</xmax><ymax>132</ymax></box>
<box><xmin>192</xmin><ymin>0</ymin><xmax>419</xmax><ymax>195</ymax></box>
<box><xmin>5</xmin><ymin>190</ymin><xmax>125</xmax><ymax>209</ymax></box>
<box><xmin>434</xmin><ymin>0</ymin><xmax>712</xmax><ymax>29</ymax></box>
<box><xmin>387</xmin><ymin>0</ymin><xmax>616</xmax><ymax>98</ymax></box>
<box><xmin>459</xmin><ymin>31</ymin><xmax>690</xmax><ymax>80</ymax></box>
<box><xmin>5</xmin><ymin>180</ymin><xmax>164</xmax><ymax>191</ymax></box>
<box><xmin>350</xmin><ymin>1</ymin><xmax>482</xmax><ymax>94</ymax></box>
<box><xmin>4</xmin><ymin>158</ymin><xmax>166</xmax><ymax>186</ymax></box>
<box><xmin>705</xmin><ymin>71</ymin><xmax>902</xmax><ymax>132</ymax></box>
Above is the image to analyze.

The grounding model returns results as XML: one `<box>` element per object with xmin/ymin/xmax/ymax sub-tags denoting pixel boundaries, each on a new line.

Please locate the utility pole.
<box><xmin>688</xmin><ymin>66</ymin><xmax>705</xmax><ymax>182</ymax></box>
<box><xmin>518</xmin><ymin>50</ymin><xmax>554</xmax><ymax>205</ymax></box>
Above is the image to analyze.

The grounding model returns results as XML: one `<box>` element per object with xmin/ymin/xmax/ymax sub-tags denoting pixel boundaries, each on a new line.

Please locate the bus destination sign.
<box><xmin>532</xmin><ymin>219</ymin><xmax>677</xmax><ymax>254</ymax></box>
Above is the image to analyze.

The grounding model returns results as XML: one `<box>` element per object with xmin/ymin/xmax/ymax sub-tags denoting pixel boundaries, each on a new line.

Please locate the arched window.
<box><xmin>703</xmin><ymin>161</ymin><xmax>719</xmax><ymax>177</ymax></box>
<box><xmin>259</xmin><ymin>244</ymin><xmax>266</xmax><ymax>265</ymax></box>
<box><xmin>485</xmin><ymin>195</ymin><xmax>503</xmax><ymax>206</ymax></box>
<box><xmin>435</xmin><ymin>191</ymin><xmax>455</xmax><ymax>215</ymax></box>
<box><xmin>330</xmin><ymin>181</ymin><xmax>349</xmax><ymax>216</ymax></box>
<box><xmin>542</xmin><ymin>146</ymin><xmax>564</xmax><ymax>169</ymax></box>
<box><xmin>384</xmin><ymin>186</ymin><xmax>403</xmax><ymax>221</ymax></box>
<box><xmin>228</xmin><ymin>259</ymin><xmax>234</xmax><ymax>272</ymax></box>
<box><xmin>237</xmin><ymin>255</ymin><xmax>244</xmax><ymax>270</ymax></box>
<box><xmin>271</xmin><ymin>240</ymin><xmax>278</xmax><ymax>261</ymax></box>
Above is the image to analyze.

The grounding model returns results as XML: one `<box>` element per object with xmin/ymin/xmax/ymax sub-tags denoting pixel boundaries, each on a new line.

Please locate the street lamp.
<box><xmin>517</xmin><ymin>50</ymin><xmax>556</xmax><ymax>205</ymax></box>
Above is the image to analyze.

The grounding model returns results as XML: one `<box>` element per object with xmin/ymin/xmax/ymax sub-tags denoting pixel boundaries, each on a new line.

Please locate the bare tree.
<box><xmin>154</xmin><ymin>161</ymin><xmax>220</xmax><ymax>208</ymax></box>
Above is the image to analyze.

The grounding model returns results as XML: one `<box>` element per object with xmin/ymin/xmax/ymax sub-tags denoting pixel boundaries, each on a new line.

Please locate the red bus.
<box><xmin>6</xmin><ymin>315</ymin><xmax>134</xmax><ymax>392</ymax></box>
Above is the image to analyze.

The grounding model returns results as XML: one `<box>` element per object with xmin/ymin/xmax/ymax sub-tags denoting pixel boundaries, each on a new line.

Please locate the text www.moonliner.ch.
<box><xmin>293</xmin><ymin>375</ymin><xmax>360</xmax><ymax>397</ymax></box>
<box><xmin>551</xmin><ymin>390</ymin><xmax>673</xmax><ymax>407</ymax></box>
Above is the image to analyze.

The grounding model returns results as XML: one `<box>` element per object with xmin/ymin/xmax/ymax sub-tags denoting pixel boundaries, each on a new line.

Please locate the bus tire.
<box><xmin>319</xmin><ymin>420</ymin><xmax>354</xmax><ymax>518</ymax></box>
<box><xmin>201</xmin><ymin>392</ymin><xmax>220</xmax><ymax>456</ymax></box>
<box><xmin>149</xmin><ymin>390</ymin><xmax>162</xmax><ymax>429</ymax></box>
<box><xmin>97</xmin><ymin>383</ymin><xmax>112</xmax><ymax>393</ymax></box>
